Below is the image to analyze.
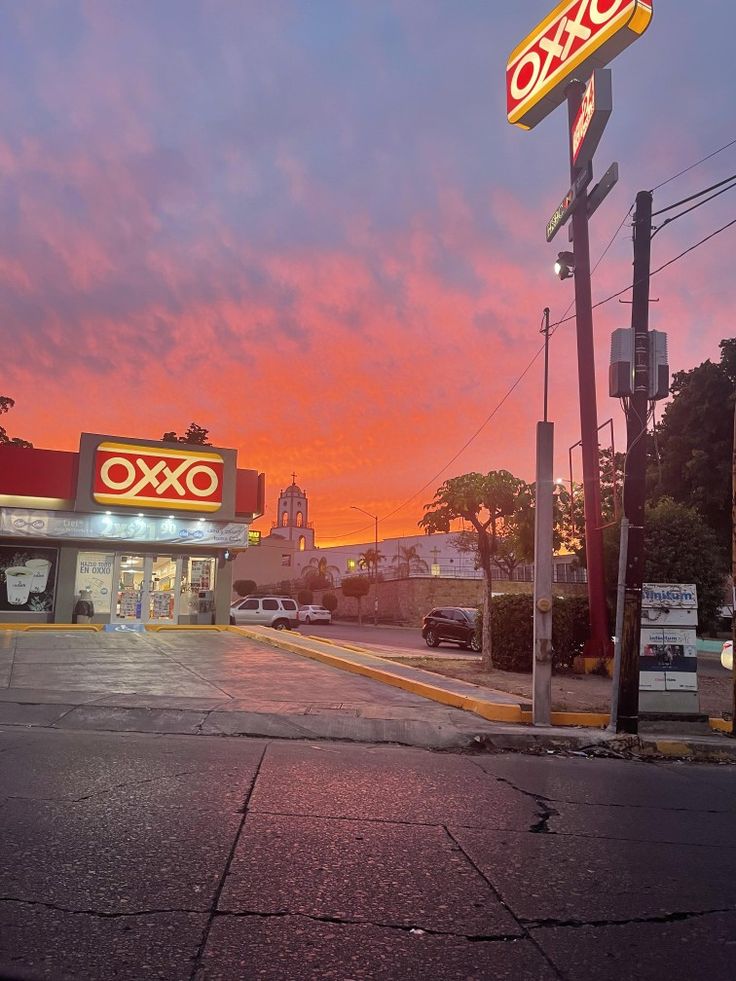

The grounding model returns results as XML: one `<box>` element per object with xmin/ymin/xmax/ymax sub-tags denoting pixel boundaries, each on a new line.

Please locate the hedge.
<box><xmin>478</xmin><ymin>594</ymin><xmax>592</xmax><ymax>673</ymax></box>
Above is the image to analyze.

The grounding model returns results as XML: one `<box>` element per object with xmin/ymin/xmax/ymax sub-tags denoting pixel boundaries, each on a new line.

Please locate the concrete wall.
<box><xmin>313</xmin><ymin>576</ymin><xmax>587</xmax><ymax>627</ymax></box>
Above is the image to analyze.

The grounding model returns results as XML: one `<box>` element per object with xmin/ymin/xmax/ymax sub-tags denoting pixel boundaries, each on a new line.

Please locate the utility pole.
<box><xmin>565</xmin><ymin>79</ymin><xmax>609</xmax><ymax>667</ymax></box>
<box><xmin>732</xmin><ymin>397</ymin><xmax>735</xmax><ymax>735</ymax></box>
<box><xmin>533</xmin><ymin>308</ymin><xmax>554</xmax><ymax>725</ymax></box>
<box><xmin>616</xmin><ymin>189</ymin><xmax>653</xmax><ymax>734</ymax></box>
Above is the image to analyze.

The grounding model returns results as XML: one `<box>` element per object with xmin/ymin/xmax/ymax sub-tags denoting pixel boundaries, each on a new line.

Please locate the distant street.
<box><xmin>1</xmin><ymin>726</ymin><xmax>735</xmax><ymax>980</ymax></box>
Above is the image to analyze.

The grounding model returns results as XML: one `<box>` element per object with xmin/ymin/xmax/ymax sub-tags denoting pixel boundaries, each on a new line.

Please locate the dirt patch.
<box><xmin>387</xmin><ymin>656</ymin><xmax>733</xmax><ymax>718</ymax></box>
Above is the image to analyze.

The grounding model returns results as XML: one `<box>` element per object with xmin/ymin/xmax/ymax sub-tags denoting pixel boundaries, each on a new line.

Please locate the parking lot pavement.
<box><xmin>0</xmin><ymin>630</ymin><xmax>516</xmax><ymax>749</ymax></box>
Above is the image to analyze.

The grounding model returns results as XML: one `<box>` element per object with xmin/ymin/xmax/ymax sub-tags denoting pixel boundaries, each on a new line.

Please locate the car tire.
<box><xmin>272</xmin><ymin>619</ymin><xmax>289</xmax><ymax>631</ymax></box>
<box><xmin>425</xmin><ymin>628</ymin><xmax>440</xmax><ymax>648</ymax></box>
<box><xmin>469</xmin><ymin>634</ymin><xmax>481</xmax><ymax>653</ymax></box>
<box><xmin>305</xmin><ymin>616</ymin><xmax>312</xmax><ymax>624</ymax></box>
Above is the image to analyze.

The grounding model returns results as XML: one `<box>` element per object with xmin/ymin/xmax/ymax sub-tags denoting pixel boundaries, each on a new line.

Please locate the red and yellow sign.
<box><xmin>507</xmin><ymin>0</ymin><xmax>652</xmax><ymax>130</ymax></box>
<box><xmin>93</xmin><ymin>442</ymin><xmax>224</xmax><ymax>512</ymax></box>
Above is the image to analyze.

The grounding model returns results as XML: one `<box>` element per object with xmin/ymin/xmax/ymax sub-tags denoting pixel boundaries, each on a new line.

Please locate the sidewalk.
<box><xmin>0</xmin><ymin>626</ymin><xmax>734</xmax><ymax>761</ymax></box>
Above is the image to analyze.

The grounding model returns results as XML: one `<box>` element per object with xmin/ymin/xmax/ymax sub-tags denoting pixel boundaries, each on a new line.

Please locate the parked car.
<box><xmin>298</xmin><ymin>605</ymin><xmax>332</xmax><ymax>625</ymax></box>
<box><xmin>230</xmin><ymin>596</ymin><xmax>299</xmax><ymax>629</ymax></box>
<box><xmin>722</xmin><ymin>640</ymin><xmax>733</xmax><ymax>671</ymax></box>
<box><xmin>421</xmin><ymin>607</ymin><xmax>480</xmax><ymax>652</ymax></box>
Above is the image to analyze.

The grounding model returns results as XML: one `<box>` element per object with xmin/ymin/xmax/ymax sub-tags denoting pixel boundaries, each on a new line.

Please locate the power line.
<box><xmin>652</xmin><ymin>171</ymin><xmax>736</xmax><ymax>216</ymax></box>
<box><xmin>651</xmin><ymin>178</ymin><xmax>736</xmax><ymax>238</ymax></box>
<box><xmin>650</xmin><ymin>137</ymin><xmax>736</xmax><ymax>192</ymax></box>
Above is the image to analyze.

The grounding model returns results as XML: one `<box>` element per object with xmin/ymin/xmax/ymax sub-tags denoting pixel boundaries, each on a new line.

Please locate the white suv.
<box><xmin>230</xmin><ymin>596</ymin><xmax>300</xmax><ymax>630</ymax></box>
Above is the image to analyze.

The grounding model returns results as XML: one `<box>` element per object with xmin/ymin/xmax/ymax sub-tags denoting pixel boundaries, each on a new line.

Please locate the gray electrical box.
<box><xmin>609</xmin><ymin>328</ymin><xmax>669</xmax><ymax>400</ymax></box>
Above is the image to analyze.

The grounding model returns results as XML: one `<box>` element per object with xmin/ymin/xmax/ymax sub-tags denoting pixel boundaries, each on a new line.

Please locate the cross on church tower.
<box><xmin>291</xmin><ymin>472</ymin><xmax>297</xmax><ymax>484</ymax></box>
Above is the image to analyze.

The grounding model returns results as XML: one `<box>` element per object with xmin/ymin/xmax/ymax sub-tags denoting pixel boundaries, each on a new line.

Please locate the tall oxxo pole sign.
<box><xmin>507</xmin><ymin>0</ymin><xmax>653</xmax><ymax>674</ymax></box>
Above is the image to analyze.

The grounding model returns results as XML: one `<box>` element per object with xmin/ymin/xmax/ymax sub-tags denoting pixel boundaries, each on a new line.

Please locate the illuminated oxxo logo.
<box><xmin>507</xmin><ymin>0</ymin><xmax>652</xmax><ymax>129</ymax></box>
<box><xmin>93</xmin><ymin>442</ymin><xmax>224</xmax><ymax>512</ymax></box>
<box><xmin>572</xmin><ymin>72</ymin><xmax>596</xmax><ymax>162</ymax></box>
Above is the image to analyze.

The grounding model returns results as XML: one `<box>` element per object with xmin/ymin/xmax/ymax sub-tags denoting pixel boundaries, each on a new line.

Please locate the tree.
<box><xmin>232</xmin><ymin>579</ymin><xmax>257</xmax><ymax>597</ymax></box>
<box><xmin>341</xmin><ymin>575</ymin><xmax>370</xmax><ymax>626</ymax></box>
<box><xmin>643</xmin><ymin>497</ymin><xmax>728</xmax><ymax>633</ymax></box>
<box><xmin>162</xmin><ymin>423</ymin><xmax>212</xmax><ymax>445</ymax></box>
<box><xmin>322</xmin><ymin>592</ymin><xmax>338</xmax><ymax>616</ymax></box>
<box><xmin>601</xmin><ymin>497</ymin><xmax>728</xmax><ymax>632</ymax></box>
<box><xmin>0</xmin><ymin>397</ymin><xmax>32</xmax><ymax>447</ymax></box>
<box><xmin>297</xmin><ymin>588</ymin><xmax>314</xmax><ymax>606</ymax></box>
<box><xmin>420</xmin><ymin>471</ymin><xmax>532</xmax><ymax>669</ymax></box>
<box><xmin>358</xmin><ymin>549</ymin><xmax>384</xmax><ymax>579</ymax></box>
<box><xmin>304</xmin><ymin>556</ymin><xmax>339</xmax><ymax>590</ymax></box>
<box><xmin>648</xmin><ymin>339</ymin><xmax>735</xmax><ymax>556</ymax></box>
<box><xmin>390</xmin><ymin>544</ymin><xmax>429</xmax><ymax>578</ymax></box>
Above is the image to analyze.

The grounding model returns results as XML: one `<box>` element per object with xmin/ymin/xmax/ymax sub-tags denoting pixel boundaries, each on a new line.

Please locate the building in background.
<box><xmin>231</xmin><ymin>481</ymin><xmax>584</xmax><ymax>593</ymax></box>
<box><xmin>0</xmin><ymin>434</ymin><xmax>264</xmax><ymax>627</ymax></box>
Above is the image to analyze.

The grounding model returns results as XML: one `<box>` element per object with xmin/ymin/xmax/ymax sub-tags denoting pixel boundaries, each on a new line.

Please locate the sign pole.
<box><xmin>565</xmin><ymin>79</ymin><xmax>609</xmax><ymax>667</ymax></box>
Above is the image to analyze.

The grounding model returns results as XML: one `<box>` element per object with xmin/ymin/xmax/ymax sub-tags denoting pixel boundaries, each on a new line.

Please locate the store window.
<box><xmin>75</xmin><ymin>552</ymin><xmax>115</xmax><ymax>614</ymax></box>
<box><xmin>1</xmin><ymin>545</ymin><xmax>58</xmax><ymax>614</ymax></box>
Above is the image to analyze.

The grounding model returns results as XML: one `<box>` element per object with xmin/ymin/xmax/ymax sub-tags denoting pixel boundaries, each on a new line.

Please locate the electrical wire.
<box><xmin>651</xmin><ymin>178</ymin><xmax>736</xmax><ymax>238</ymax></box>
<box><xmin>651</xmin><ymin>171</ymin><xmax>736</xmax><ymax>216</ymax></box>
<box><xmin>324</xmin><ymin>149</ymin><xmax>736</xmax><ymax>540</ymax></box>
<box><xmin>650</xmin><ymin>137</ymin><xmax>736</xmax><ymax>192</ymax></box>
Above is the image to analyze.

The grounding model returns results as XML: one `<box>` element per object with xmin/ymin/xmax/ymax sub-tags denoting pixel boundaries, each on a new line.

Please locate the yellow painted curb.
<box><xmin>0</xmin><ymin>623</ymin><xmax>103</xmax><ymax>632</ymax></box>
<box><xmin>709</xmin><ymin>718</ymin><xmax>734</xmax><ymax>735</ymax></box>
<box><xmin>228</xmin><ymin>626</ymin><xmax>525</xmax><ymax>724</ymax></box>
<box><xmin>145</xmin><ymin>624</ymin><xmax>230</xmax><ymax>632</ymax></box>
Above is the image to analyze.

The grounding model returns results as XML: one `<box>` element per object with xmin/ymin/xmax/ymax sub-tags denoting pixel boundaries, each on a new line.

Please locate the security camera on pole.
<box><xmin>507</xmin><ymin>0</ymin><xmax>653</xmax><ymax>675</ymax></box>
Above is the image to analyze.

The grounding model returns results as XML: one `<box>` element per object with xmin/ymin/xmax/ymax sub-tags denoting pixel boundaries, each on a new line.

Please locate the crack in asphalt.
<box><xmin>189</xmin><ymin>742</ymin><xmax>269</xmax><ymax>980</ymax></box>
<box><xmin>0</xmin><ymin>897</ymin><xmax>201</xmax><ymax>918</ymax></box>
<box><xmin>444</xmin><ymin>825</ymin><xmax>565</xmax><ymax>979</ymax></box>
<box><xmin>524</xmin><ymin>906</ymin><xmax>736</xmax><ymax>930</ymax></box>
<box><xmin>210</xmin><ymin>908</ymin><xmax>526</xmax><ymax>941</ymax></box>
<box><xmin>489</xmin><ymin>771</ymin><xmax>735</xmax><ymax>816</ymax></box>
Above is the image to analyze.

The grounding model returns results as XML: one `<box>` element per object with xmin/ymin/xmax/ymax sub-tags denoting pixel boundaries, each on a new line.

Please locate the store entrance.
<box><xmin>113</xmin><ymin>554</ymin><xmax>181</xmax><ymax>624</ymax></box>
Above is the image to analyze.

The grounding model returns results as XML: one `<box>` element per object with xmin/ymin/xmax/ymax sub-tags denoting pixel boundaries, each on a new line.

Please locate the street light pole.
<box><xmin>351</xmin><ymin>505</ymin><xmax>379</xmax><ymax>626</ymax></box>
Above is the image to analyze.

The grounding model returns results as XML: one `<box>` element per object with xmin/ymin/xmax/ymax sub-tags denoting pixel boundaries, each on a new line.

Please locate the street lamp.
<box><xmin>554</xmin><ymin>250</ymin><xmax>575</xmax><ymax>280</ymax></box>
<box><xmin>351</xmin><ymin>505</ymin><xmax>378</xmax><ymax>626</ymax></box>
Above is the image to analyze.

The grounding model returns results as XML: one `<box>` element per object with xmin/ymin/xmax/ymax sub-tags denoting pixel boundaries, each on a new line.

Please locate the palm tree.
<box><xmin>391</xmin><ymin>544</ymin><xmax>429</xmax><ymax>578</ymax></box>
<box><xmin>304</xmin><ymin>556</ymin><xmax>340</xmax><ymax>588</ymax></box>
<box><xmin>358</xmin><ymin>549</ymin><xmax>384</xmax><ymax>578</ymax></box>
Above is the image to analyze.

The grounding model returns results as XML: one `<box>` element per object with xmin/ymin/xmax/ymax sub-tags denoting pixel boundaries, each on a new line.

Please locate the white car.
<box><xmin>298</xmin><ymin>605</ymin><xmax>332</xmax><ymax>625</ymax></box>
<box><xmin>230</xmin><ymin>596</ymin><xmax>299</xmax><ymax>629</ymax></box>
<box><xmin>722</xmin><ymin>640</ymin><xmax>733</xmax><ymax>671</ymax></box>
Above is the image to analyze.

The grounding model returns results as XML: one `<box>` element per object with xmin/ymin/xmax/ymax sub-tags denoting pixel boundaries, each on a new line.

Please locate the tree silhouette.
<box><xmin>0</xmin><ymin>397</ymin><xmax>32</xmax><ymax>447</ymax></box>
<box><xmin>162</xmin><ymin>423</ymin><xmax>211</xmax><ymax>445</ymax></box>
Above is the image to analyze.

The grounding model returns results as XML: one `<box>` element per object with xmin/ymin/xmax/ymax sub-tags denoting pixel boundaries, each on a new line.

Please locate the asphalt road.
<box><xmin>1</xmin><ymin>727</ymin><xmax>735</xmax><ymax>980</ymax></box>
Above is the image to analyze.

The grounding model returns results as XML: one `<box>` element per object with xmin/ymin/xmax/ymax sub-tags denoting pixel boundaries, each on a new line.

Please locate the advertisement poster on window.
<box><xmin>0</xmin><ymin>545</ymin><xmax>58</xmax><ymax>613</ymax></box>
<box><xmin>75</xmin><ymin>552</ymin><xmax>114</xmax><ymax>614</ymax></box>
<box><xmin>190</xmin><ymin>559</ymin><xmax>211</xmax><ymax>591</ymax></box>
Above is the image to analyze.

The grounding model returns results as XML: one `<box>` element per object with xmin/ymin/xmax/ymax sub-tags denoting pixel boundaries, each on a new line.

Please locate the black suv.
<box><xmin>421</xmin><ymin>607</ymin><xmax>480</xmax><ymax>652</ymax></box>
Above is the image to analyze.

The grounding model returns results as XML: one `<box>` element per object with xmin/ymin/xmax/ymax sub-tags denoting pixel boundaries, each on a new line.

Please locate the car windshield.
<box><xmin>459</xmin><ymin>609</ymin><xmax>477</xmax><ymax>622</ymax></box>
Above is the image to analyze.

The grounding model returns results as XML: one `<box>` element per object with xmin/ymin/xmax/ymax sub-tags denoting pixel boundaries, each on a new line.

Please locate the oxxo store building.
<box><xmin>0</xmin><ymin>434</ymin><xmax>264</xmax><ymax>627</ymax></box>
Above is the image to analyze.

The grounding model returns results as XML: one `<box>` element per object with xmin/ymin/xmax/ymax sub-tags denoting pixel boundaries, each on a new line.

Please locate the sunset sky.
<box><xmin>1</xmin><ymin>1</ymin><xmax>734</xmax><ymax>545</ymax></box>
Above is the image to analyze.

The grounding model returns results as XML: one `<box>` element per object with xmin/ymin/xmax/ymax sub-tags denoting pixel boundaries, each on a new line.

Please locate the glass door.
<box><xmin>147</xmin><ymin>555</ymin><xmax>180</xmax><ymax>624</ymax></box>
<box><xmin>112</xmin><ymin>555</ymin><xmax>182</xmax><ymax>624</ymax></box>
<box><xmin>114</xmin><ymin>554</ymin><xmax>145</xmax><ymax>621</ymax></box>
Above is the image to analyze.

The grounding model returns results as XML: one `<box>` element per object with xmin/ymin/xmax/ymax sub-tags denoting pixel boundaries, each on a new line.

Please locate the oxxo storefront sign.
<box><xmin>506</xmin><ymin>0</ymin><xmax>652</xmax><ymax>130</ymax></box>
<box><xmin>93</xmin><ymin>442</ymin><xmax>224</xmax><ymax>512</ymax></box>
<box><xmin>76</xmin><ymin>434</ymin><xmax>238</xmax><ymax>520</ymax></box>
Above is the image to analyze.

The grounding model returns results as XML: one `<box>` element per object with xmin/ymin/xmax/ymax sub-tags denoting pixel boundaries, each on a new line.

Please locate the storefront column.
<box><xmin>215</xmin><ymin>555</ymin><xmax>233</xmax><ymax>625</ymax></box>
<box><xmin>54</xmin><ymin>547</ymin><xmax>79</xmax><ymax>624</ymax></box>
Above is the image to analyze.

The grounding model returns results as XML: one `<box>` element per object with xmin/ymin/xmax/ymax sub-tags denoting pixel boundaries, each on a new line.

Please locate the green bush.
<box><xmin>297</xmin><ymin>589</ymin><xmax>314</xmax><ymax>606</ymax></box>
<box><xmin>477</xmin><ymin>594</ymin><xmax>591</xmax><ymax>673</ymax></box>
<box><xmin>322</xmin><ymin>592</ymin><xmax>338</xmax><ymax>614</ymax></box>
<box><xmin>232</xmin><ymin>579</ymin><xmax>256</xmax><ymax>597</ymax></box>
